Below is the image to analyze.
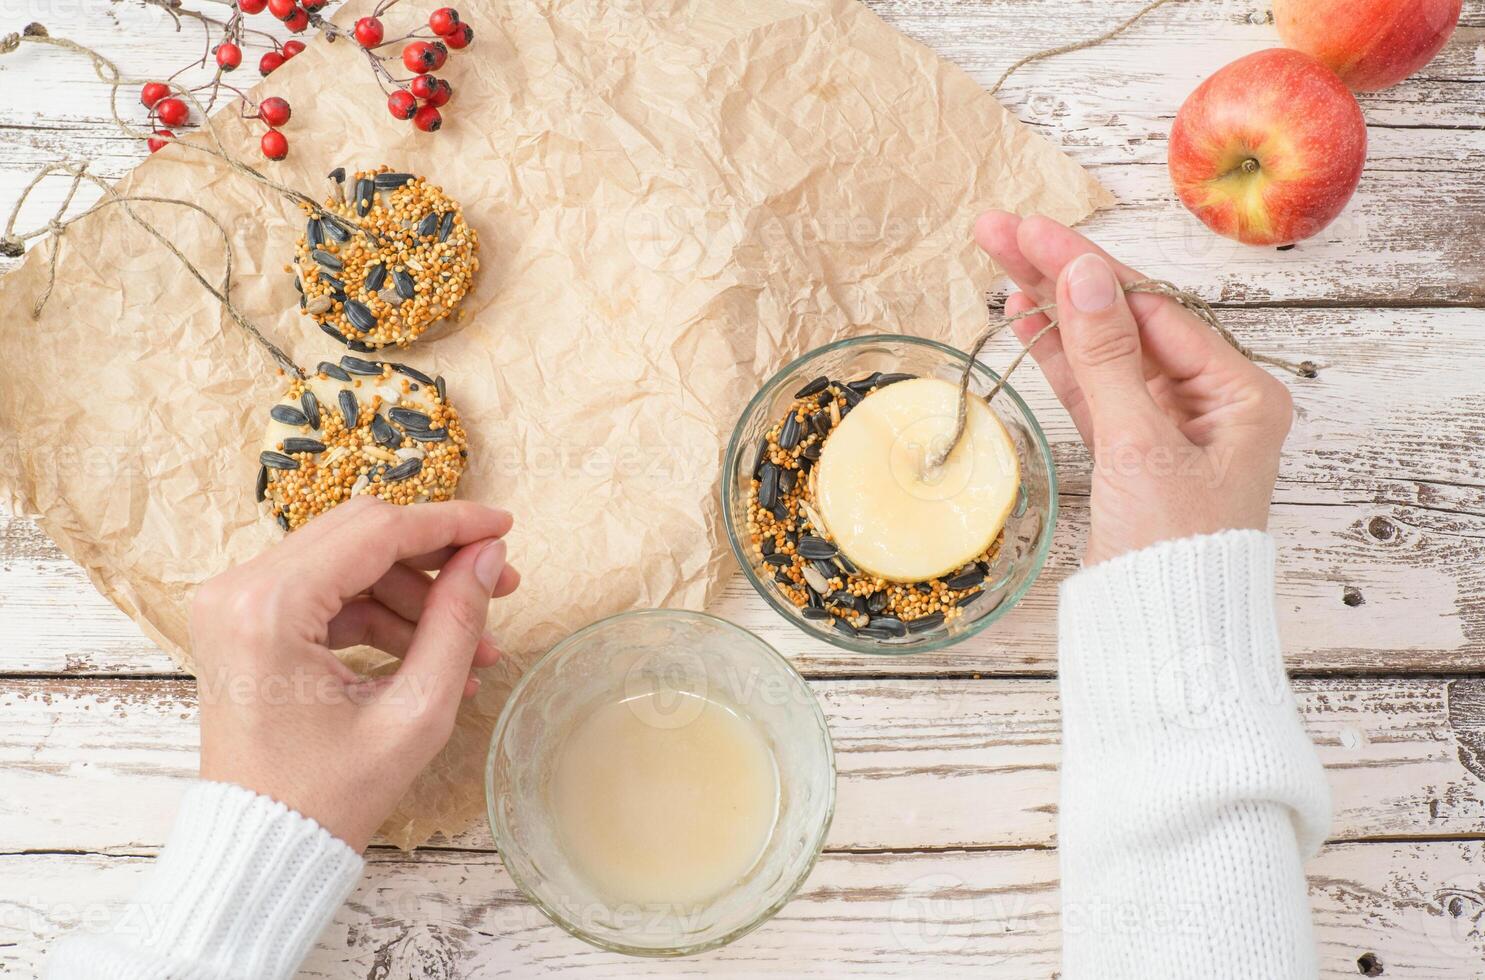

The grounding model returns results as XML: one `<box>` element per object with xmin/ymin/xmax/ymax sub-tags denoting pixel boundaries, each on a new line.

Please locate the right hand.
<box><xmin>190</xmin><ymin>496</ymin><xmax>520</xmax><ymax>851</ymax></box>
<box><xmin>974</xmin><ymin>212</ymin><xmax>1294</xmax><ymax>567</ymax></box>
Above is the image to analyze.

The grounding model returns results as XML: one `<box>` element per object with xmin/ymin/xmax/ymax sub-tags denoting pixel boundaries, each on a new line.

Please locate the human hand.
<box><xmin>975</xmin><ymin>212</ymin><xmax>1294</xmax><ymax>566</ymax></box>
<box><xmin>191</xmin><ymin>496</ymin><xmax>520</xmax><ymax>851</ymax></box>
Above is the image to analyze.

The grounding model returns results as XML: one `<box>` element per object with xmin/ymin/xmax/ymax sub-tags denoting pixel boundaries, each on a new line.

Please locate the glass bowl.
<box><xmin>722</xmin><ymin>334</ymin><xmax>1057</xmax><ymax>654</ymax></box>
<box><xmin>486</xmin><ymin>610</ymin><xmax>836</xmax><ymax>957</ymax></box>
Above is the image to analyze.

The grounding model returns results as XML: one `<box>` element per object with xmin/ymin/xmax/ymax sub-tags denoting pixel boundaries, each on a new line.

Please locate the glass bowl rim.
<box><xmin>484</xmin><ymin>608</ymin><xmax>838</xmax><ymax>958</ymax></box>
<box><xmin>721</xmin><ymin>333</ymin><xmax>1060</xmax><ymax>655</ymax></box>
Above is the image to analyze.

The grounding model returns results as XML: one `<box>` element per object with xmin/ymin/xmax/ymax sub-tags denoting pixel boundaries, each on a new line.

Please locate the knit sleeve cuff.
<box><xmin>1057</xmin><ymin>530</ymin><xmax>1330</xmax><ymax>852</ymax></box>
<box><xmin>49</xmin><ymin>781</ymin><xmax>364</xmax><ymax>980</ymax></box>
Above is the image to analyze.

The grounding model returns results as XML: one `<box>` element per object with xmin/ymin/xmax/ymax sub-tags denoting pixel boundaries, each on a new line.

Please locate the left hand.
<box><xmin>190</xmin><ymin>496</ymin><xmax>519</xmax><ymax>851</ymax></box>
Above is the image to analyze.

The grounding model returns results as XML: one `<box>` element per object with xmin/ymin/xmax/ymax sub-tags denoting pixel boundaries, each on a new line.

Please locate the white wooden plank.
<box><xmin>1</xmin><ymin>842</ymin><xmax>1481</xmax><ymax>977</ymax></box>
<box><xmin>5</xmin><ymin>676</ymin><xmax>1483</xmax><ymax>853</ymax></box>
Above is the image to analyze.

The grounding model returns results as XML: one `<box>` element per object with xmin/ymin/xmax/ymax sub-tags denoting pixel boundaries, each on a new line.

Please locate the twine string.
<box><xmin>925</xmin><ymin>281</ymin><xmax>1318</xmax><ymax>471</ymax></box>
<box><xmin>987</xmin><ymin>0</ymin><xmax>1183</xmax><ymax>96</ymax></box>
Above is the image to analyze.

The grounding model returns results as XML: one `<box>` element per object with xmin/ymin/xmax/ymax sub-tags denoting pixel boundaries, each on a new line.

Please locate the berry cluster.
<box><xmin>130</xmin><ymin>0</ymin><xmax>475</xmax><ymax>163</ymax></box>
<box><xmin>355</xmin><ymin>7</ymin><xmax>473</xmax><ymax>133</ymax></box>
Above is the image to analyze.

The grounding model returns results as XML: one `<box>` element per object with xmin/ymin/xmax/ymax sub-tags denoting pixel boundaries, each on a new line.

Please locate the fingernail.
<box><xmin>1067</xmin><ymin>253</ymin><xmax>1117</xmax><ymax>313</ymax></box>
<box><xmin>474</xmin><ymin>539</ymin><xmax>507</xmax><ymax>594</ymax></box>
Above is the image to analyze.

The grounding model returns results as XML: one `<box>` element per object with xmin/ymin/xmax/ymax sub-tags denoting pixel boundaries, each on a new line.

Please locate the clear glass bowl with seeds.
<box><xmin>723</xmin><ymin>335</ymin><xmax>1057</xmax><ymax>655</ymax></box>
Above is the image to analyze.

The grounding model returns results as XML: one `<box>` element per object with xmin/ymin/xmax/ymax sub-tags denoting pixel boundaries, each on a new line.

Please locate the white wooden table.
<box><xmin>2</xmin><ymin>1</ymin><xmax>1483</xmax><ymax>976</ymax></box>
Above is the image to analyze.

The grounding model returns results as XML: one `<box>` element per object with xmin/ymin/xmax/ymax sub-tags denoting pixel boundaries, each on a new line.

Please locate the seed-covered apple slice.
<box><xmin>815</xmin><ymin>378</ymin><xmax>1019</xmax><ymax>584</ymax></box>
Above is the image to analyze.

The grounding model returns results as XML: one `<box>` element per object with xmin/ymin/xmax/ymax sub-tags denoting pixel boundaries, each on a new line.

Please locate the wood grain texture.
<box><xmin>3</xmin><ymin>842</ymin><xmax>1483</xmax><ymax>977</ymax></box>
<box><xmin>5</xmin><ymin>675</ymin><xmax>1484</xmax><ymax>853</ymax></box>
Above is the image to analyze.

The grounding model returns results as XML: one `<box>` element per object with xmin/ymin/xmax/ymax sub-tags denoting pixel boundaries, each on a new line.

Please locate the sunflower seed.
<box><xmin>763</xmin><ymin>553</ymin><xmax>792</xmax><ymax>568</ymax></box>
<box><xmin>866</xmin><ymin>591</ymin><xmax>888</xmax><ymax>614</ymax></box>
<box><xmin>802</xmin><ymin>565</ymin><xmax>831</xmax><ymax>595</ymax></box>
<box><xmin>847</xmin><ymin>372</ymin><xmax>882</xmax><ymax>392</ymax></box>
<box><xmin>833</xmin><ymin>618</ymin><xmax>858</xmax><ymax>638</ymax></box>
<box><xmin>807</xmin><ymin>588</ymin><xmax>824</xmax><ymax>608</ymax></box>
<box><xmin>857</xmin><ymin>626</ymin><xmax>896</xmax><ymax>640</ymax></box>
<box><xmin>340</xmin><ymin>355</ymin><xmax>382</xmax><ymax>376</ymax></box>
<box><xmin>374</xmin><ymin>171</ymin><xmax>414</xmax><ymax>189</ymax></box>
<box><xmin>868</xmin><ymin>616</ymin><xmax>907</xmax><ymax>637</ymax></box>
<box><xmin>758</xmin><ymin>463</ymin><xmax>780</xmax><ymax>510</ymax></box>
<box><xmin>293</xmin><ymin>276</ymin><xmax>302</xmax><ymax>294</ymax></box>
<box><xmin>434</xmin><ymin>376</ymin><xmax>447</xmax><ymax>402</ymax></box>
<box><xmin>907</xmin><ymin>612</ymin><xmax>945</xmax><ymax>634</ymax></box>
<box><xmin>945</xmin><ymin>567</ymin><xmax>985</xmax><ymax>591</ymax></box>
<box><xmin>307</xmin><ymin>218</ymin><xmax>324</xmax><ymax>248</ymax></box>
<box><xmin>348</xmin><ymin>339</ymin><xmax>375</xmax><ymax>353</ymax></box>
<box><xmin>802</xmin><ymin>606</ymin><xmax>830</xmax><ymax>622</ymax></box>
<box><xmin>254</xmin><ymin>465</ymin><xmax>268</xmax><ymax>502</ymax></box>
<box><xmin>815</xmin><ymin>561</ymin><xmax>842</xmax><ymax>584</ymax></box>
<box><xmin>392</xmin><ymin>362</ymin><xmax>435</xmax><ymax>385</ymax></box>
<box><xmin>771</xmin><ymin>502</ymin><xmax>788</xmax><ymax>521</ymax></box>
<box><xmin>779</xmin><ymin>413</ymin><xmax>802</xmax><ymax>450</ymax></box>
<box><xmin>328</xmin><ymin>167</ymin><xmax>346</xmax><ymax>184</ymax></box>
<box><xmin>299</xmin><ymin>292</ymin><xmax>306</xmax><ymax>311</ymax></box>
<box><xmin>260</xmin><ymin>450</ymin><xmax>299</xmax><ymax>470</ymax></box>
<box><xmin>808</xmin><ymin>412</ymin><xmax>830</xmax><ymax>437</ymax></box>
<box><xmin>365</xmin><ymin>262</ymin><xmax>388</xmax><ymax>292</ymax></box>
<box><xmin>338</xmin><ymin>389</ymin><xmax>359</xmax><ymax>429</ymax></box>
<box><xmin>389</xmin><ymin>406</ymin><xmax>432</xmax><ymax>429</ymax></box>
<box><xmin>416</xmin><ymin>212</ymin><xmax>439</xmax><ymax>237</ymax></box>
<box><xmin>270</xmin><ymin>404</ymin><xmax>309</xmax><ymax>426</ymax></box>
<box><xmin>779</xmin><ymin>469</ymin><xmax>797</xmax><ymax>494</ymax></box>
<box><xmin>322</xmin><ymin>218</ymin><xmax>351</xmax><ymax>243</ymax></box>
<box><xmin>751</xmin><ymin>440</ymin><xmax>768</xmax><ymax>479</ymax></box>
<box><xmin>798</xmin><ymin>535</ymin><xmax>837</xmax><ymax>560</ymax></box>
<box><xmin>829</xmin><ymin>589</ymin><xmax>855</xmax><ymax>606</ymax></box>
<box><xmin>317</xmin><ymin>361</ymin><xmax>352</xmax><ymax>382</ymax></box>
<box><xmin>438</xmin><ymin>210</ymin><xmax>454</xmax><ymax>242</ymax></box>
<box><xmin>344</xmin><ymin>300</ymin><xmax>377</xmax><ymax>333</ymax></box>
<box><xmin>838</xmin><ymin>383</ymin><xmax>864</xmax><ymax>407</ymax></box>
<box><xmin>277</xmin><ymin>512</ymin><xmax>291</xmax><ymax>532</ymax></box>
<box><xmin>801</xmin><ymin>442</ymin><xmax>822</xmax><ymax>461</ymax></box>
<box><xmin>760</xmin><ymin>536</ymin><xmax>775</xmax><ymax>557</ymax></box>
<box><xmin>393</xmin><ymin>269</ymin><xmax>416</xmax><ymax>299</ymax></box>
<box><xmin>405</xmin><ymin>426</ymin><xmax>448</xmax><ymax>443</ymax></box>
<box><xmin>306</xmin><ymin>296</ymin><xmax>333</xmax><ymax>316</ymax></box>
<box><xmin>282</xmin><ymin>437</ymin><xmax>326</xmax><ymax>454</ymax></box>
<box><xmin>311</xmin><ymin>248</ymin><xmax>343</xmax><ymax>271</ymax></box>
<box><xmin>794</xmin><ymin>375</ymin><xmax>830</xmax><ymax>398</ymax></box>
<box><xmin>876</xmin><ymin>372</ymin><xmax>916</xmax><ymax>387</ymax></box>
<box><xmin>300</xmin><ymin>390</ymin><xmax>321</xmax><ymax>429</ymax></box>
<box><xmin>955</xmin><ymin>591</ymin><xmax>981</xmax><ymax>607</ymax></box>
<box><xmin>383</xmin><ymin>457</ymin><xmax>424</xmax><ymax>481</ymax></box>
<box><xmin>774</xmin><ymin>571</ymin><xmax>792</xmax><ymax>586</ymax></box>
<box><xmin>355</xmin><ymin>178</ymin><xmax>374</xmax><ymax>216</ymax></box>
<box><xmin>835</xmin><ymin>552</ymin><xmax>859</xmax><ymax>576</ymax></box>
<box><xmin>370</xmin><ymin>414</ymin><xmax>400</xmax><ymax>448</ymax></box>
<box><xmin>319</xmin><ymin>272</ymin><xmax>344</xmax><ymax>291</ymax></box>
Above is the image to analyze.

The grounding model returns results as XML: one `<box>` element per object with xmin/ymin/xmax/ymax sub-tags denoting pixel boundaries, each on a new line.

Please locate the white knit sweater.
<box><xmin>47</xmin><ymin>531</ymin><xmax>1329</xmax><ymax>978</ymax></box>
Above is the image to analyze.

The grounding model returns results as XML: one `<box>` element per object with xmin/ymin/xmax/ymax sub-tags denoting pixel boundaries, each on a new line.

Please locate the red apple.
<box><xmin>1168</xmin><ymin>49</ymin><xmax>1367</xmax><ymax>247</ymax></box>
<box><xmin>1275</xmin><ymin>0</ymin><xmax>1462</xmax><ymax>93</ymax></box>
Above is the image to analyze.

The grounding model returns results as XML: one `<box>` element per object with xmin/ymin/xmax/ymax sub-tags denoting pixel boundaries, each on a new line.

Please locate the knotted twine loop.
<box><xmin>925</xmin><ymin>281</ymin><xmax>1318</xmax><ymax>471</ymax></box>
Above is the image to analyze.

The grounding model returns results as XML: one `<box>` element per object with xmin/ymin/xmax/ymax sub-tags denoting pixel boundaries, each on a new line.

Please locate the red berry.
<box><xmin>302</xmin><ymin>0</ymin><xmax>327</xmax><ymax>10</ymax></box>
<box><xmin>259</xmin><ymin>51</ymin><xmax>285</xmax><ymax>75</ymax></box>
<box><xmin>155</xmin><ymin>97</ymin><xmax>189</xmax><ymax>127</ymax></box>
<box><xmin>238</xmin><ymin>0</ymin><xmax>267</xmax><ymax>11</ymax></box>
<box><xmin>215</xmin><ymin>42</ymin><xmax>242</xmax><ymax>71</ymax></box>
<box><xmin>428</xmin><ymin>7</ymin><xmax>460</xmax><ymax>35</ymax></box>
<box><xmin>140</xmin><ymin>81</ymin><xmax>170</xmax><ymax>109</ymax></box>
<box><xmin>147</xmin><ymin>129</ymin><xmax>174</xmax><ymax>153</ymax></box>
<box><xmin>413</xmin><ymin>105</ymin><xmax>442</xmax><ymax>132</ymax></box>
<box><xmin>267</xmin><ymin>0</ymin><xmax>294</xmax><ymax>17</ymax></box>
<box><xmin>282</xmin><ymin>39</ymin><xmax>306</xmax><ymax>58</ymax></box>
<box><xmin>387</xmin><ymin>89</ymin><xmax>417</xmax><ymax>120</ymax></box>
<box><xmin>428</xmin><ymin>79</ymin><xmax>453</xmax><ymax>107</ymax></box>
<box><xmin>445</xmin><ymin>23</ymin><xmax>473</xmax><ymax>49</ymax></box>
<box><xmin>258</xmin><ymin>96</ymin><xmax>292</xmax><ymax>127</ymax></box>
<box><xmin>283</xmin><ymin>6</ymin><xmax>309</xmax><ymax>32</ymax></box>
<box><xmin>402</xmin><ymin>41</ymin><xmax>437</xmax><ymax>73</ymax></box>
<box><xmin>409</xmin><ymin>74</ymin><xmax>438</xmax><ymax>100</ymax></box>
<box><xmin>427</xmin><ymin>40</ymin><xmax>448</xmax><ymax>70</ymax></box>
<box><xmin>260</xmin><ymin>129</ymin><xmax>289</xmax><ymax>160</ymax></box>
<box><xmin>353</xmin><ymin>16</ymin><xmax>383</xmax><ymax>47</ymax></box>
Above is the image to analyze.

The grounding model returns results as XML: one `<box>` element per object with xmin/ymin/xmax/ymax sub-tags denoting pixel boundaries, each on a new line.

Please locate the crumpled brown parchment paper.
<box><xmin>0</xmin><ymin>0</ymin><xmax>1109</xmax><ymax>847</ymax></box>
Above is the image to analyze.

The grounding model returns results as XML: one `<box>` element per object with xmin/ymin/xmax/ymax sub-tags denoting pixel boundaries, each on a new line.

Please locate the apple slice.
<box><xmin>814</xmin><ymin>378</ymin><xmax>1019</xmax><ymax>583</ymax></box>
